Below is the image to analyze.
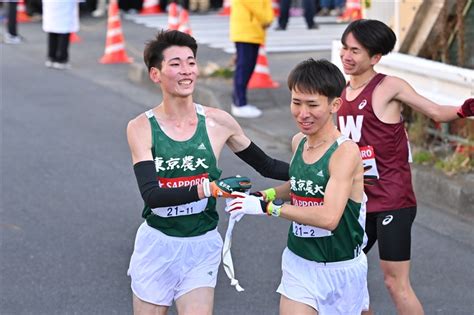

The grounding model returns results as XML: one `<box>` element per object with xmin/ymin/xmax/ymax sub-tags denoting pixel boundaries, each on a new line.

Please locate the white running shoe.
<box><xmin>92</xmin><ymin>9</ymin><xmax>106</xmax><ymax>17</ymax></box>
<box><xmin>52</xmin><ymin>62</ymin><xmax>70</xmax><ymax>70</ymax></box>
<box><xmin>231</xmin><ymin>104</ymin><xmax>262</xmax><ymax>118</ymax></box>
<box><xmin>4</xmin><ymin>33</ymin><xmax>22</xmax><ymax>44</ymax></box>
<box><xmin>45</xmin><ymin>60</ymin><xmax>53</xmax><ymax>68</ymax></box>
<box><xmin>92</xmin><ymin>0</ymin><xmax>107</xmax><ymax>17</ymax></box>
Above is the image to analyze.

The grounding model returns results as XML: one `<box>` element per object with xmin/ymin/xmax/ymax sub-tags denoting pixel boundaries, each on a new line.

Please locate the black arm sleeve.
<box><xmin>133</xmin><ymin>160</ymin><xmax>200</xmax><ymax>208</ymax></box>
<box><xmin>235</xmin><ymin>142</ymin><xmax>290</xmax><ymax>181</ymax></box>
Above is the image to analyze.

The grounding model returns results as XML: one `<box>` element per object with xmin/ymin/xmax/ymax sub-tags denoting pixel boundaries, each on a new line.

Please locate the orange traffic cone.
<box><xmin>219</xmin><ymin>0</ymin><xmax>231</xmax><ymax>16</ymax></box>
<box><xmin>99</xmin><ymin>0</ymin><xmax>133</xmax><ymax>64</ymax></box>
<box><xmin>140</xmin><ymin>0</ymin><xmax>163</xmax><ymax>15</ymax></box>
<box><xmin>272</xmin><ymin>0</ymin><xmax>280</xmax><ymax>17</ymax></box>
<box><xmin>17</xmin><ymin>0</ymin><xmax>31</xmax><ymax>23</ymax></box>
<box><xmin>70</xmin><ymin>32</ymin><xmax>81</xmax><ymax>44</ymax></box>
<box><xmin>248</xmin><ymin>46</ymin><xmax>279</xmax><ymax>89</ymax></box>
<box><xmin>167</xmin><ymin>2</ymin><xmax>179</xmax><ymax>30</ymax></box>
<box><xmin>178</xmin><ymin>9</ymin><xmax>191</xmax><ymax>35</ymax></box>
<box><xmin>338</xmin><ymin>0</ymin><xmax>362</xmax><ymax>22</ymax></box>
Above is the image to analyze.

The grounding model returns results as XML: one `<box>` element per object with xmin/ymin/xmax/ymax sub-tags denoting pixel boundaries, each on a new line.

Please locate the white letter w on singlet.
<box><xmin>338</xmin><ymin>115</ymin><xmax>364</xmax><ymax>142</ymax></box>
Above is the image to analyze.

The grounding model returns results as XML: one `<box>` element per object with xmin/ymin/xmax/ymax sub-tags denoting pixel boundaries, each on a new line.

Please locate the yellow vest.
<box><xmin>229</xmin><ymin>0</ymin><xmax>274</xmax><ymax>45</ymax></box>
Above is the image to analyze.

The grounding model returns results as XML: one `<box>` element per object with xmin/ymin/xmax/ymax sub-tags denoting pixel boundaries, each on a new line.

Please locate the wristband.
<box><xmin>266</xmin><ymin>199</ymin><xmax>283</xmax><ymax>217</ymax></box>
<box><xmin>457</xmin><ymin>107</ymin><xmax>466</xmax><ymax>118</ymax></box>
<box><xmin>262</xmin><ymin>188</ymin><xmax>276</xmax><ymax>202</ymax></box>
<box><xmin>202</xmin><ymin>178</ymin><xmax>211</xmax><ymax>198</ymax></box>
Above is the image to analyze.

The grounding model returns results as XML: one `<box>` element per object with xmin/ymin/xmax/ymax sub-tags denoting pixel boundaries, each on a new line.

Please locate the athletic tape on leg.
<box><xmin>222</xmin><ymin>199</ymin><xmax>245</xmax><ymax>292</ymax></box>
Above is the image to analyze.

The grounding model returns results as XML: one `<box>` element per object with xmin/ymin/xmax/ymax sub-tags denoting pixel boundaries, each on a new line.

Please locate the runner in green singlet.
<box><xmin>126</xmin><ymin>30</ymin><xmax>290</xmax><ymax>315</ymax></box>
<box><xmin>226</xmin><ymin>59</ymin><xmax>369</xmax><ymax>314</ymax></box>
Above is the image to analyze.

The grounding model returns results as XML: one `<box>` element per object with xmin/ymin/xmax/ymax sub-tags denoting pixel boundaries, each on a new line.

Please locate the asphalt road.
<box><xmin>2</xmin><ymin>16</ymin><xmax>474</xmax><ymax>315</ymax></box>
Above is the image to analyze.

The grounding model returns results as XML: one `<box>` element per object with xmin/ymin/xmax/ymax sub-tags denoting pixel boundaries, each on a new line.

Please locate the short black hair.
<box><xmin>341</xmin><ymin>19</ymin><xmax>396</xmax><ymax>56</ymax></box>
<box><xmin>143</xmin><ymin>30</ymin><xmax>198</xmax><ymax>71</ymax></box>
<box><xmin>287</xmin><ymin>58</ymin><xmax>346</xmax><ymax>100</ymax></box>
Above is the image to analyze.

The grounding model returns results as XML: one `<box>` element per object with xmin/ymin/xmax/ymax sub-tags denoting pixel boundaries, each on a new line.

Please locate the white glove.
<box><xmin>225</xmin><ymin>192</ymin><xmax>266</xmax><ymax>216</ymax></box>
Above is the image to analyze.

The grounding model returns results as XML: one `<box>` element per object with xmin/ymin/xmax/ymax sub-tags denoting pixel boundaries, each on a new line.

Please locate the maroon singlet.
<box><xmin>337</xmin><ymin>73</ymin><xmax>417</xmax><ymax>213</ymax></box>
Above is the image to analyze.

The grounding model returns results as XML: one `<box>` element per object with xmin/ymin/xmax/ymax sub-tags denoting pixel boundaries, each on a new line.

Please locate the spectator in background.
<box><xmin>318</xmin><ymin>0</ymin><xmax>344</xmax><ymax>16</ymax></box>
<box><xmin>26</xmin><ymin>0</ymin><xmax>42</xmax><ymax>18</ymax></box>
<box><xmin>42</xmin><ymin>0</ymin><xmax>79</xmax><ymax>70</ymax></box>
<box><xmin>4</xmin><ymin>1</ymin><xmax>22</xmax><ymax>44</ymax></box>
<box><xmin>276</xmin><ymin>0</ymin><xmax>318</xmax><ymax>31</ymax></box>
<box><xmin>190</xmin><ymin>0</ymin><xmax>209</xmax><ymax>13</ymax></box>
<box><xmin>229</xmin><ymin>0</ymin><xmax>274</xmax><ymax>118</ymax></box>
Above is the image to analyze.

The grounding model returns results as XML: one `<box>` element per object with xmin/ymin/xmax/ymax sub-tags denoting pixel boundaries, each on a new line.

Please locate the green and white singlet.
<box><xmin>141</xmin><ymin>104</ymin><xmax>222</xmax><ymax>237</ymax></box>
<box><xmin>287</xmin><ymin>136</ymin><xmax>366</xmax><ymax>263</ymax></box>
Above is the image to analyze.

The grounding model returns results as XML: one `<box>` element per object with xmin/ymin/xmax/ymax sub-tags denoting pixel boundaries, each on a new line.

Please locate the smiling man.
<box><xmin>125</xmin><ymin>30</ymin><xmax>289</xmax><ymax>315</ymax></box>
<box><xmin>337</xmin><ymin>19</ymin><xmax>474</xmax><ymax>315</ymax></box>
<box><xmin>226</xmin><ymin>59</ymin><xmax>369</xmax><ymax>315</ymax></box>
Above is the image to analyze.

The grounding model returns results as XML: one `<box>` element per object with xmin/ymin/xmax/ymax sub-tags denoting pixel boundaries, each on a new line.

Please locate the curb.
<box><xmin>412</xmin><ymin>166</ymin><xmax>474</xmax><ymax>220</ymax></box>
<box><xmin>128</xmin><ymin>62</ymin><xmax>474</xmax><ymax>221</ymax></box>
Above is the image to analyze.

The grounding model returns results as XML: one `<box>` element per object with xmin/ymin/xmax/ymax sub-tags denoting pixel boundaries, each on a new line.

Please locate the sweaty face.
<box><xmin>157</xmin><ymin>46</ymin><xmax>198</xmax><ymax>97</ymax></box>
<box><xmin>339</xmin><ymin>33</ymin><xmax>374</xmax><ymax>76</ymax></box>
<box><xmin>290</xmin><ymin>90</ymin><xmax>333</xmax><ymax>136</ymax></box>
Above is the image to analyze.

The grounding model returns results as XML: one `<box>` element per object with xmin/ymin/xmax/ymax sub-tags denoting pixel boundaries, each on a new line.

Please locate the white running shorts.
<box><xmin>128</xmin><ymin>222</ymin><xmax>223</xmax><ymax>306</ymax></box>
<box><xmin>277</xmin><ymin>248</ymin><xmax>369</xmax><ymax>314</ymax></box>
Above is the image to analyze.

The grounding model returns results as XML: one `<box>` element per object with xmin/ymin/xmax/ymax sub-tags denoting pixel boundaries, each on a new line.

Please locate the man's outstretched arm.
<box><xmin>392</xmin><ymin>77</ymin><xmax>473</xmax><ymax>122</ymax></box>
<box><xmin>219</xmin><ymin>110</ymin><xmax>290</xmax><ymax>181</ymax></box>
<box><xmin>235</xmin><ymin>142</ymin><xmax>290</xmax><ymax>181</ymax></box>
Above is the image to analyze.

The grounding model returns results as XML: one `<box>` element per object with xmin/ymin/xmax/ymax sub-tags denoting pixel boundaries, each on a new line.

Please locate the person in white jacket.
<box><xmin>42</xmin><ymin>0</ymin><xmax>80</xmax><ymax>70</ymax></box>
